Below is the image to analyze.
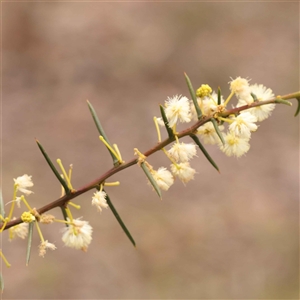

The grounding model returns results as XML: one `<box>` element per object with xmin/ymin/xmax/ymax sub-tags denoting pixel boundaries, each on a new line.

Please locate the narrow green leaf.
<box><xmin>36</xmin><ymin>140</ymin><xmax>70</xmax><ymax>194</ymax></box>
<box><xmin>294</xmin><ymin>97</ymin><xmax>300</xmax><ymax>117</ymax></box>
<box><xmin>184</xmin><ymin>73</ymin><xmax>202</xmax><ymax>119</ymax></box>
<box><xmin>274</xmin><ymin>98</ymin><xmax>292</xmax><ymax>106</ymax></box>
<box><xmin>104</xmin><ymin>191</ymin><xmax>136</xmax><ymax>247</ymax></box>
<box><xmin>0</xmin><ymin>273</ymin><xmax>4</xmax><ymax>292</ymax></box>
<box><xmin>190</xmin><ymin>134</ymin><xmax>219</xmax><ymax>172</ymax></box>
<box><xmin>141</xmin><ymin>162</ymin><xmax>162</xmax><ymax>199</ymax></box>
<box><xmin>87</xmin><ymin>100</ymin><xmax>119</xmax><ymax>166</ymax></box>
<box><xmin>251</xmin><ymin>92</ymin><xmax>258</xmax><ymax>102</ymax></box>
<box><xmin>217</xmin><ymin>87</ymin><xmax>222</xmax><ymax>105</ymax></box>
<box><xmin>159</xmin><ymin>105</ymin><xmax>175</xmax><ymax>139</ymax></box>
<box><xmin>211</xmin><ymin>118</ymin><xmax>225</xmax><ymax>145</ymax></box>
<box><xmin>60</xmin><ymin>206</ymin><xmax>69</xmax><ymax>227</ymax></box>
<box><xmin>0</xmin><ymin>190</ymin><xmax>5</xmax><ymax>219</ymax></box>
<box><xmin>26</xmin><ymin>222</ymin><xmax>34</xmax><ymax>266</ymax></box>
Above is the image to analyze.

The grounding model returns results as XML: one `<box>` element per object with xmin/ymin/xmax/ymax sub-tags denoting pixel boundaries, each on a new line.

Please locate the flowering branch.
<box><xmin>1</xmin><ymin>75</ymin><xmax>299</xmax><ymax>291</ymax></box>
<box><xmin>3</xmin><ymin>90</ymin><xmax>299</xmax><ymax>230</ymax></box>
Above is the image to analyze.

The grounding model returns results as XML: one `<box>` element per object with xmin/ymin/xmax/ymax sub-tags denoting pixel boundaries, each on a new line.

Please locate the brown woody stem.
<box><xmin>3</xmin><ymin>91</ymin><xmax>300</xmax><ymax>230</ymax></box>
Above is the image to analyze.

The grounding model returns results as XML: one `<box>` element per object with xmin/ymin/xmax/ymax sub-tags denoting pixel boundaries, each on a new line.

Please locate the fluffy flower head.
<box><xmin>164</xmin><ymin>95</ymin><xmax>191</xmax><ymax>127</ymax></box>
<box><xmin>92</xmin><ymin>191</ymin><xmax>109</xmax><ymax>212</ymax></box>
<box><xmin>197</xmin><ymin>122</ymin><xmax>224</xmax><ymax>145</ymax></box>
<box><xmin>229</xmin><ymin>76</ymin><xmax>249</xmax><ymax>95</ymax></box>
<box><xmin>9</xmin><ymin>220</ymin><xmax>28</xmax><ymax>241</ymax></box>
<box><xmin>219</xmin><ymin>132</ymin><xmax>250</xmax><ymax>157</ymax></box>
<box><xmin>229</xmin><ymin>112</ymin><xmax>258</xmax><ymax>138</ymax></box>
<box><xmin>62</xmin><ymin>218</ymin><xmax>93</xmax><ymax>251</ymax></box>
<box><xmin>168</xmin><ymin>142</ymin><xmax>197</xmax><ymax>162</ymax></box>
<box><xmin>191</xmin><ymin>91</ymin><xmax>224</xmax><ymax>120</ymax></box>
<box><xmin>39</xmin><ymin>240</ymin><xmax>57</xmax><ymax>257</ymax></box>
<box><xmin>238</xmin><ymin>84</ymin><xmax>275</xmax><ymax>121</ymax></box>
<box><xmin>151</xmin><ymin>167</ymin><xmax>174</xmax><ymax>191</ymax></box>
<box><xmin>13</xmin><ymin>174</ymin><xmax>34</xmax><ymax>195</ymax></box>
<box><xmin>170</xmin><ymin>162</ymin><xmax>196</xmax><ymax>184</ymax></box>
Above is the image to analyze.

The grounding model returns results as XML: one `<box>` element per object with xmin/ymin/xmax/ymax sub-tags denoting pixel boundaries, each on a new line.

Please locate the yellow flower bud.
<box><xmin>196</xmin><ymin>84</ymin><xmax>212</xmax><ymax>98</ymax></box>
<box><xmin>21</xmin><ymin>211</ymin><xmax>35</xmax><ymax>223</ymax></box>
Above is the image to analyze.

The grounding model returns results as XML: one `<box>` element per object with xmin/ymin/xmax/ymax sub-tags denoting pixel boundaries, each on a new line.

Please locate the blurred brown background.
<box><xmin>1</xmin><ymin>1</ymin><xmax>299</xmax><ymax>299</ymax></box>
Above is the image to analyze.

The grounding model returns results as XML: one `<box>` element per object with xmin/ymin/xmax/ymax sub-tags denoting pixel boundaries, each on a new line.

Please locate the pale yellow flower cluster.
<box><xmin>13</xmin><ymin>174</ymin><xmax>34</xmax><ymax>196</ymax></box>
<box><xmin>149</xmin><ymin>95</ymin><xmax>199</xmax><ymax>190</ymax></box>
<box><xmin>62</xmin><ymin>218</ymin><xmax>93</xmax><ymax>252</ymax></box>
<box><xmin>39</xmin><ymin>240</ymin><xmax>56</xmax><ymax>258</ymax></box>
<box><xmin>237</xmin><ymin>83</ymin><xmax>275</xmax><ymax>121</ymax></box>
<box><xmin>193</xmin><ymin>77</ymin><xmax>274</xmax><ymax>157</ymax></box>
<box><xmin>164</xmin><ymin>95</ymin><xmax>191</xmax><ymax>127</ymax></box>
<box><xmin>218</xmin><ymin>78</ymin><xmax>275</xmax><ymax>157</ymax></box>
<box><xmin>9</xmin><ymin>175</ymin><xmax>59</xmax><ymax>258</ymax></box>
<box><xmin>9</xmin><ymin>175</ymin><xmax>94</xmax><ymax>255</ymax></box>
<box><xmin>157</xmin><ymin>77</ymin><xmax>275</xmax><ymax>171</ymax></box>
<box><xmin>9</xmin><ymin>218</ymin><xmax>29</xmax><ymax>241</ymax></box>
<box><xmin>151</xmin><ymin>167</ymin><xmax>174</xmax><ymax>191</ymax></box>
<box><xmin>92</xmin><ymin>191</ymin><xmax>108</xmax><ymax>212</ymax></box>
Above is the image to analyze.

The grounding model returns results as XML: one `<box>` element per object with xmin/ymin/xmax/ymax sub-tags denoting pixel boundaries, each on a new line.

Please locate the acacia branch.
<box><xmin>3</xmin><ymin>91</ymin><xmax>299</xmax><ymax>230</ymax></box>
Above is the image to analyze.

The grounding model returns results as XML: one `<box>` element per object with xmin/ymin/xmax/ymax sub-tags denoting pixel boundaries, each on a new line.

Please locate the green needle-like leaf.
<box><xmin>217</xmin><ymin>87</ymin><xmax>222</xmax><ymax>105</ymax></box>
<box><xmin>294</xmin><ymin>97</ymin><xmax>300</xmax><ymax>117</ymax></box>
<box><xmin>60</xmin><ymin>206</ymin><xmax>69</xmax><ymax>227</ymax></box>
<box><xmin>190</xmin><ymin>134</ymin><xmax>219</xmax><ymax>172</ymax></box>
<box><xmin>141</xmin><ymin>162</ymin><xmax>162</xmax><ymax>199</ymax></box>
<box><xmin>26</xmin><ymin>222</ymin><xmax>34</xmax><ymax>266</ymax></box>
<box><xmin>274</xmin><ymin>98</ymin><xmax>292</xmax><ymax>106</ymax></box>
<box><xmin>36</xmin><ymin>140</ymin><xmax>70</xmax><ymax>194</ymax></box>
<box><xmin>184</xmin><ymin>73</ymin><xmax>202</xmax><ymax>119</ymax></box>
<box><xmin>211</xmin><ymin>118</ymin><xmax>225</xmax><ymax>145</ymax></box>
<box><xmin>104</xmin><ymin>191</ymin><xmax>136</xmax><ymax>247</ymax></box>
<box><xmin>0</xmin><ymin>190</ymin><xmax>5</xmax><ymax>219</ymax></box>
<box><xmin>0</xmin><ymin>273</ymin><xmax>4</xmax><ymax>292</ymax></box>
<box><xmin>159</xmin><ymin>105</ymin><xmax>175</xmax><ymax>139</ymax></box>
<box><xmin>87</xmin><ymin>100</ymin><xmax>119</xmax><ymax>166</ymax></box>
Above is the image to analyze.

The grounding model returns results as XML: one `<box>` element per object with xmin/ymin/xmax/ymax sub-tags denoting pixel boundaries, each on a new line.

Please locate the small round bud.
<box><xmin>21</xmin><ymin>211</ymin><xmax>35</xmax><ymax>223</ymax></box>
<box><xmin>196</xmin><ymin>84</ymin><xmax>212</xmax><ymax>98</ymax></box>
